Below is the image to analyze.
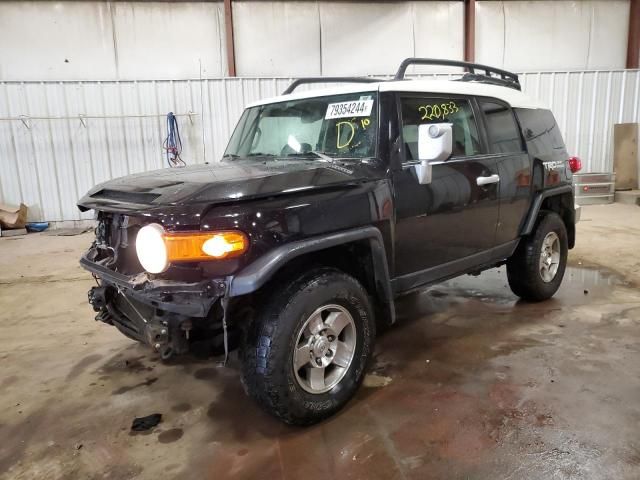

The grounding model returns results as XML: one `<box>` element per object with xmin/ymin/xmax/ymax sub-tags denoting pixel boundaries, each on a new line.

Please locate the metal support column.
<box><xmin>464</xmin><ymin>0</ymin><xmax>476</xmax><ymax>63</ymax></box>
<box><xmin>224</xmin><ymin>0</ymin><xmax>237</xmax><ymax>76</ymax></box>
<box><xmin>627</xmin><ymin>0</ymin><xmax>640</xmax><ymax>69</ymax></box>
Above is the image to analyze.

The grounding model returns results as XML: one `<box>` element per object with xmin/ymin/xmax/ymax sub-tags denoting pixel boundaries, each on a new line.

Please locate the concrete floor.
<box><xmin>1</xmin><ymin>204</ymin><xmax>639</xmax><ymax>480</ymax></box>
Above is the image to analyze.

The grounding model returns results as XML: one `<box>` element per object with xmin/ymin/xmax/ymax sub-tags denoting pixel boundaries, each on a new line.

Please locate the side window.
<box><xmin>479</xmin><ymin>100</ymin><xmax>524</xmax><ymax>154</ymax></box>
<box><xmin>514</xmin><ymin>108</ymin><xmax>568</xmax><ymax>161</ymax></box>
<box><xmin>400</xmin><ymin>97</ymin><xmax>482</xmax><ymax>162</ymax></box>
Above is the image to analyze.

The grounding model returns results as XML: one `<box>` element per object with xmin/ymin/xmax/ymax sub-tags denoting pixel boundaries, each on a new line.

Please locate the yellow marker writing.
<box><xmin>336</xmin><ymin>121</ymin><xmax>355</xmax><ymax>149</ymax></box>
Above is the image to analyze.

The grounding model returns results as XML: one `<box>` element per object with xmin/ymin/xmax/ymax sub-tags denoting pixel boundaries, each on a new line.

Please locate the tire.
<box><xmin>241</xmin><ymin>268</ymin><xmax>375</xmax><ymax>425</ymax></box>
<box><xmin>507</xmin><ymin>211</ymin><xmax>568</xmax><ymax>302</ymax></box>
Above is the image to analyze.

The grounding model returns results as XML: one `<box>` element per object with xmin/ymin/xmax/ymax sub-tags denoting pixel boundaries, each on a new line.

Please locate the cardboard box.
<box><xmin>613</xmin><ymin>123</ymin><xmax>639</xmax><ymax>190</ymax></box>
<box><xmin>0</xmin><ymin>203</ymin><xmax>28</xmax><ymax>229</ymax></box>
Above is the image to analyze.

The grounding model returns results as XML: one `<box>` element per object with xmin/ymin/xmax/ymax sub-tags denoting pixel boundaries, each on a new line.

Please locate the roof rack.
<box><xmin>282</xmin><ymin>77</ymin><xmax>382</xmax><ymax>95</ymax></box>
<box><xmin>394</xmin><ymin>58</ymin><xmax>521</xmax><ymax>91</ymax></box>
<box><xmin>281</xmin><ymin>59</ymin><xmax>520</xmax><ymax>96</ymax></box>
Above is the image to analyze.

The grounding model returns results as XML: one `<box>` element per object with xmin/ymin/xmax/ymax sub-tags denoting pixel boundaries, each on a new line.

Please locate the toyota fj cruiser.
<box><xmin>79</xmin><ymin>58</ymin><xmax>581</xmax><ymax>425</ymax></box>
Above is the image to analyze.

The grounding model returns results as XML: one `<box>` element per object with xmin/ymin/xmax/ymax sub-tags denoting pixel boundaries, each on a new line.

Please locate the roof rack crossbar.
<box><xmin>282</xmin><ymin>77</ymin><xmax>381</xmax><ymax>95</ymax></box>
<box><xmin>394</xmin><ymin>58</ymin><xmax>521</xmax><ymax>90</ymax></box>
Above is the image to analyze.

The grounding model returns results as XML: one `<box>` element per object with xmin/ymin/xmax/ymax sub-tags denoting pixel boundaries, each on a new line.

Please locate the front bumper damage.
<box><xmin>80</xmin><ymin>253</ymin><xmax>228</xmax><ymax>359</ymax></box>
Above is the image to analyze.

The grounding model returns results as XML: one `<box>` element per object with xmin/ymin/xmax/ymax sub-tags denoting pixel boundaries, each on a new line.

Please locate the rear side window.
<box><xmin>479</xmin><ymin>100</ymin><xmax>524</xmax><ymax>154</ymax></box>
<box><xmin>400</xmin><ymin>97</ymin><xmax>482</xmax><ymax>161</ymax></box>
<box><xmin>513</xmin><ymin>108</ymin><xmax>568</xmax><ymax>161</ymax></box>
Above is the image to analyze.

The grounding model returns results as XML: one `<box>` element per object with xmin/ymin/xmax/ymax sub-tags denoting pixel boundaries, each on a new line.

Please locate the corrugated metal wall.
<box><xmin>0</xmin><ymin>78</ymin><xmax>294</xmax><ymax>222</ymax></box>
<box><xmin>519</xmin><ymin>70</ymin><xmax>640</xmax><ymax>172</ymax></box>
<box><xmin>1</xmin><ymin>70</ymin><xmax>639</xmax><ymax>222</ymax></box>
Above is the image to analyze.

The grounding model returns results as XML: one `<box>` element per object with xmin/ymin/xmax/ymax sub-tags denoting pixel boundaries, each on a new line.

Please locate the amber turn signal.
<box><xmin>164</xmin><ymin>231</ymin><xmax>248</xmax><ymax>262</ymax></box>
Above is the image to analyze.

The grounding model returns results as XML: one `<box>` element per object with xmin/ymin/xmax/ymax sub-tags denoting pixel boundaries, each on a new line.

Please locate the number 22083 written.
<box><xmin>418</xmin><ymin>101</ymin><xmax>460</xmax><ymax>121</ymax></box>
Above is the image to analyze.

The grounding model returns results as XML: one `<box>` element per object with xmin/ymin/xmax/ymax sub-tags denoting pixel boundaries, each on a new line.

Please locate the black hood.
<box><xmin>78</xmin><ymin>158</ymin><xmax>378</xmax><ymax>214</ymax></box>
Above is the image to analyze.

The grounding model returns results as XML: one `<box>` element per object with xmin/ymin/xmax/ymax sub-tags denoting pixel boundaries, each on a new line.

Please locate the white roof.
<box><xmin>246</xmin><ymin>79</ymin><xmax>547</xmax><ymax>110</ymax></box>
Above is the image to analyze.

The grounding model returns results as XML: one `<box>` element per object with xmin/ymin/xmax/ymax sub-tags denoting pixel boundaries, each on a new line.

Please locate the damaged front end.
<box><xmin>81</xmin><ymin>212</ymin><xmax>233</xmax><ymax>360</ymax></box>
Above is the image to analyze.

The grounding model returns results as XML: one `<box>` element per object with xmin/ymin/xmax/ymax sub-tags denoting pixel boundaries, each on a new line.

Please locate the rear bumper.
<box><xmin>574</xmin><ymin>204</ymin><xmax>581</xmax><ymax>223</ymax></box>
<box><xmin>79</xmin><ymin>253</ymin><xmax>226</xmax><ymax>317</ymax></box>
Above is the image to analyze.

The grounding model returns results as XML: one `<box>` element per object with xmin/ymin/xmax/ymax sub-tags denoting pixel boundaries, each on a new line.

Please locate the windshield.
<box><xmin>224</xmin><ymin>92</ymin><xmax>378</xmax><ymax>159</ymax></box>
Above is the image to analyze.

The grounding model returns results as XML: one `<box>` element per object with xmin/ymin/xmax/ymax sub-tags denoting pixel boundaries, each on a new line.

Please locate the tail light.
<box><xmin>568</xmin><ymin>156</ymin><xmax>582</xmax><ymax>173</ymax></box>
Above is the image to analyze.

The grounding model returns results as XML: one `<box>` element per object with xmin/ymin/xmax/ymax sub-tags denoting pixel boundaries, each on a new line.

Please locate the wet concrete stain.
<box><xmin>65</xmin><ymin>353</ymin><xmax>102</xmax><ymax>380</ymax></box>
<box><xmin>111</xmin><ymin>377</ymin><xmax>158</xmax><ymax>395</ymax></box>
<box><xmin>0</xmin><ymin>375</ymin><xmax>19</xmax><ymax>389</ymax></box>
<box><xmin>87</xmin><ymin>464</ymin><xmax>144</xmax><ymax>479</ymax></box>
<box><xmin>194</xmin><ymin>367</ymin><xmax>218</xmax><ymax>380</ymax></box>
<box><xmin>96</xmin><ymin>352</ymin><xmax>155</xmax><ymax>375</ymax></box>
<box><xmin>129</xmin><ymin>428</ymin><xmax>157</xmax><ymax>437</ymax></box>
<box><xmin>2</xmin><ymin>265</ymin><xmax>640</xmax><ymax>479</ymax></box>
<box><xmin>0</xmin><ymin>407</ymin><xmax>48</xmax><ymax>475</ymax></box>
<box><xmin>158</xmin><ymin>428</ymin><xmax>184</xmax><ymax>443</ymax></box>
<box><xmin>205</xmin><ymin>381</ymin><xmax>290</xmax><ymax>442</ymax></box>
<box><xmin>123</xmin><ymin>357</ymin><xmax>155</xmax><ymax>372</ymax></box>
<box><xmin>171</xmin><ymin>402</ymin><xmax>192</xmax><ymax>412</ymax></box>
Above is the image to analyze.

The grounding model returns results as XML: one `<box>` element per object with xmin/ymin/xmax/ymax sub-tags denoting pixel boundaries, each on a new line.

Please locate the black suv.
<box><xmin>79</xmin><ymin>59</ymin><xmax>581</xmax><ymax>425</ymax></box>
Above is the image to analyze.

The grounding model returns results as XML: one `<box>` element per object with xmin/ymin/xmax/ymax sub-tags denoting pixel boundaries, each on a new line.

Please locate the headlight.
<box><xmin>136</xmin><ymin>223</ymin><xmax>168</xmax><ymax>273</ymax></box>
<box><xmin>135</xmin><ymin>224</ymin><xmax>248</xmax><ymax>274</ymax></box>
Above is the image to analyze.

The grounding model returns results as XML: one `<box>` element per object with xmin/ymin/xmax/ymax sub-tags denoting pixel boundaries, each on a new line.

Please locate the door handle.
<box><xmin>476</xmin><ymin>174</ymin><xmax>500</xmax><ymax>186</ymax></box>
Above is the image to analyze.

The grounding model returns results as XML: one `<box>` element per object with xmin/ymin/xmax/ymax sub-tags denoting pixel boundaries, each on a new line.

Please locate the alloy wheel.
<box><xmin>539</xmin><ymin>231</ymin><xmax>561</xmax><ymax>283</ymax></box>
<box><xmin>293</xmin><ymin>304</ymin><xmax>356</xmax><ymax>394</ymax></box>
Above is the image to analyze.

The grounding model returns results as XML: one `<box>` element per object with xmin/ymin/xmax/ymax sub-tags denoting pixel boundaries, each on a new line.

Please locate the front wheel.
<box><xmin>507</xmin><ymin>212</ymin><xmax>568</xmax><ymax>302</ymax></box>
<box><xmin>242</xmin><ymin>268</ymin><xmax>375</xmax><ymax>425</ymax></box>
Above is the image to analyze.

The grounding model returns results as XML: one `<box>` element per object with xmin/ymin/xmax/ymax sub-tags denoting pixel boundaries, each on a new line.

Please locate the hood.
<box><xmin>78</xmin><ymin>158</ymin><xmax>378</xmax><ymax>214</ymax></box>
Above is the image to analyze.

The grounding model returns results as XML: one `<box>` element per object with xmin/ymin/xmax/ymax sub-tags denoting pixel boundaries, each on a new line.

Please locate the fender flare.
<box><xmin>228</xmin><ymin>226</ymin><xmax>396</xmax><ymax>324</ymax></box>
<box><xmin>521</xmin><ymin>184</ymin><xmax>573</xmax><ymax>236</ymax></box>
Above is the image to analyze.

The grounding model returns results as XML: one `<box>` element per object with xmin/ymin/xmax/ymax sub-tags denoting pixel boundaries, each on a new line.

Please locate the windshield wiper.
<box><xmin>286</xmin><ymin>151</ymin><xmax>335</xmax><ymax>161</ymax></box>
<box><xmin>247</xmin><ymin>152</ymin><xmax>276</xmax><ymax>157</ymax></box>
<box><xmin>310</xmin><ymin>151</ymin><xmax>335</xmax><ymax>161</ymax></box>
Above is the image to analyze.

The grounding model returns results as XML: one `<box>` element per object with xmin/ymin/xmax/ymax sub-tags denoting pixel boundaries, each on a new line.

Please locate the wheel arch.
<box><xmin>228</xmin><ymin>227</ymin><xmax>396</xmax><ymax>327</ymax></box>
<box><xmin>521</xmin><ymin>185</ymin><xmax>576</xmax><ymax>249</ymax></box>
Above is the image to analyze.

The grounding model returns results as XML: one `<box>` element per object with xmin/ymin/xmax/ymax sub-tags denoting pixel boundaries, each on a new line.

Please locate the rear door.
<box><xmin>477</xmin><ymin>99</ymin><xmax>532</xmax><ymax>245</ymax></box>
<box><xmin>392</xmin><ymin>94</ymin><xmax>500</xmax><ymax>279</ymax></box>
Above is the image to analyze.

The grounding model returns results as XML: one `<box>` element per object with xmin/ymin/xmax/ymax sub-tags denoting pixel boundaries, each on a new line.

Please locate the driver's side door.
<box><xmin>392</xmin><ymin>94</ymin><xmax>500</xmax><ymax>289</ymax></box>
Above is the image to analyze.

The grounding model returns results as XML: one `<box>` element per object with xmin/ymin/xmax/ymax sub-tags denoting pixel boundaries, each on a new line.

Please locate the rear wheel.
<box><xmin>241</xmin><ymin>268</ymin><xmax>375</xmax><ymax>425</ymax></box>
<box><xmin>507</xmin><ymin>212</ymin><xmax>568</xmax><ymax>301</ymax></box>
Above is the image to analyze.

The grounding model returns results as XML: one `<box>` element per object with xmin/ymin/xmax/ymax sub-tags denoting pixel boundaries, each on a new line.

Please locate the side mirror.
<box><xmin>414</xmin><ymin>123</ymin><xmax>453</xmax><ymax>184</ymax></box>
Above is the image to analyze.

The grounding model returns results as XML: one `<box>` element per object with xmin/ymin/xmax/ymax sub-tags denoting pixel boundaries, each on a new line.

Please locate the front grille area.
<box><xmin>91</xmin><ymin>212</ymin><xmax>204</xmax><ymax>280</ymax></box>
<box><xmin>92</xmin><ymin>213</ymin><xmax>145</xmax><ymax>275</ymax></box>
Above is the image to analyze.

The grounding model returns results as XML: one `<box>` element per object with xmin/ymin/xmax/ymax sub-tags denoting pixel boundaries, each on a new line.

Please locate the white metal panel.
<box><xmin>476</xmin><ymin>0</ymin><xmax>630</xmax><ymax>71</ymax></box>
<box><xmin>3</xmin><ymin>0</ymin><xmax>630</xmax><ymax>83</ymax></box>
<box><xmin>411</xmin><ymin>1</ymin><xmax>464</xmax><ymax>64</ymax></box>
<box><xmin>234</xmin><ymin>1</ymin><xmax>321</xmax><ymax>76</ymax></box>
<box><xmin>319</xmin><ymin>2</ymin><xmax>414</xmax><ymax>76</ymax></box>
<box><xmin>588</xmin><ymin>1</ymin><xmax>632</xmax><ymax>69</ymax></box>
<box><xmin>112</xmin><ymin>2</ymin><xmax>227</xmax><ymax>78</ymax></box>
<box><xmin>0</xmin><ymin>1</ymin><xmax>226</xmax><ymax>81</ymax></box>
<box><xmin>0</xmin><ymin>1</ymin><xmax>118</xmax><ymax>81</ymax></box>
<box><xmin>1</xmin><ymin>71</ymin><xmax>639</xmax><ymax>222</ymax></box>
